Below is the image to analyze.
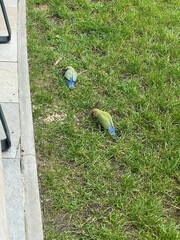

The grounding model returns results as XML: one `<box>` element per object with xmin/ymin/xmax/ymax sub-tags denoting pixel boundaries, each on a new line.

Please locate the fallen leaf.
<box><xmin>54</xmin><ymin>57</ymin><xmax>63</xmax><ymax>66</ymax></box>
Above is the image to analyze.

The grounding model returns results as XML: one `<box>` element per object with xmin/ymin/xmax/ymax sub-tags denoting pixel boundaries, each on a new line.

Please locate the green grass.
<box><xmin>27</xmin><ymin>0</ymin><xmax>180</xmax><ymax>239</ymax></box>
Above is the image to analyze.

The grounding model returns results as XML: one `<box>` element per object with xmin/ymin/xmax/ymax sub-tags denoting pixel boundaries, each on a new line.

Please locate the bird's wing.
<box><xmin>98</xmin><ymin>114</ymin><xmax>111</xmax><ymax>130</ymax></box>
<box><xmin>102</xmin><ymin>112</ymin><xmax>114</xmax><ymax>128</ymax></box>
<box><xmin>72</xmin><ymin>70</ymin><xmax>78</xmax><ymax>82</ymax></box>
<box><xmin>64</xmin><ymin>69</ymin><xmax>72</xmax><ymax>80</ymax></box>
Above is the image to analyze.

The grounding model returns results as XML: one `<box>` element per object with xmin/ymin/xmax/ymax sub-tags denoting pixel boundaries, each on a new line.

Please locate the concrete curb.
<box><xmin>18</xmin><ymin>0</ymin><xmax>43</xmax><ymax>239</ymax></box>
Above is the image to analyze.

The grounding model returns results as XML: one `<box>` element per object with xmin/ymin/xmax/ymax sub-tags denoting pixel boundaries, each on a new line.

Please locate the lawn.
<box><xmin>27</xmin><ymin>0</ymin><xmax>179</xmax><ymax>239</ymax></box>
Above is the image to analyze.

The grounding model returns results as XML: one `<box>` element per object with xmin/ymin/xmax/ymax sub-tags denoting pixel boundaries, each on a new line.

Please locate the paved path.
<box><xmin>0</xmin><ymin>0</ymin><xmax>43</xmax><ymax>239</ymax></box>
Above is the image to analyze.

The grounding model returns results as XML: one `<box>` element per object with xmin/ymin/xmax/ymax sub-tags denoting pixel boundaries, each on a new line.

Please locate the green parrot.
<box><xmin>92</xmin><ymin>108</ymin><xmax>117</xmax><ymax>140</ymax></box>
<box><xmin>64</xmin><ymin>66</ymin><xmax>77</xmax><ymax>90</ymax></box>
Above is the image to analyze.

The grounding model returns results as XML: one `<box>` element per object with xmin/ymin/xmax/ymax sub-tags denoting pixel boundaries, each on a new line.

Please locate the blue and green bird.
<box><xmin>64</xmin><ymin>66</ymin><xmax>77</xmax><ymax>90</ymax></box>
<box><xmin>92</xmin><ymin>108</ymin><xmax>117</xmax><ymax>140</ymax></box>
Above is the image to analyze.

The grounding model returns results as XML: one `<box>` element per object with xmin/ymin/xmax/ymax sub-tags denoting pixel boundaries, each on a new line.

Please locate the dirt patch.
<box><xmin>34</xmin><ymin>4</ymin><xmax>49</xmax><ymax>11</ymax></box>
<box><xmin>42</xmin><ymin>112</ymin><xmax>67</xmax><ymax>123</ymax></box>
<box><xmin>124</xmin><ymin>222</ymin><xmax>138</xmax><ymax>239</ymax></box>
<box><xmin>91</xmin><ymin>45</ymin><xmax>107</xmax><ymax>56</ymax></box>
<box><xmin>48</xmin><ymin>15</ymin><xmax>65</xmax><ymax>25</ymax></box>
<box><xmin>54</xmin><ymin>210</ymin><xmax>73</xmax><ymax>233</ymax></box>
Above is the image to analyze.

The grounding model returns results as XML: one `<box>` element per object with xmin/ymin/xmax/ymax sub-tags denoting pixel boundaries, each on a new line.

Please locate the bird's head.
<box><xmin>66</xmin><ymin>66</ymin><xmax>74</xmax><ymax>71</ymax></box>
<box><xmin>92</xmin><ymin>108</ymin><xmax>99</xmax><ymax>117</ymax></box>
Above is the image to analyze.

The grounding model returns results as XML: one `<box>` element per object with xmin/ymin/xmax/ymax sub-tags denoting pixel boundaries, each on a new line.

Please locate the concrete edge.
<box><xmin>18</xmin><ymin>0</ymin><xmax>43</xmax><ymax>239</ymax></box>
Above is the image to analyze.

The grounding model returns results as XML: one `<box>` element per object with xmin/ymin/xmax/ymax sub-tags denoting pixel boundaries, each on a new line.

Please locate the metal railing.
<box><xmin>0</xmin><ymin>105</ymin><xmax>11</xmax><ymax>151</ymax></box>
<box><xmin>0</xmin><ymin>0</ymin><xmax>11</xmax><ymax>43</ymax></box>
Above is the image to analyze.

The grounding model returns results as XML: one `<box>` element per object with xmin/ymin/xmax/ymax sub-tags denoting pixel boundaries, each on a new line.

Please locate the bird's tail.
<box><xmin>67</xmin><ymin>79</ymin><xmax>75</xmax><ymax>90</ymax></box>
<box><xmin>109</xmin><ymin>124</ymin><xmax>117</xmax><ymax>140</ymax></box>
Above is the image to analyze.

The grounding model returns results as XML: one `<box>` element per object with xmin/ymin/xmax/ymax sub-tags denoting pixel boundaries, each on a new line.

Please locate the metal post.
<box><xmin>0</xmin><ymin>105</ymin><xmax>11</xmax><ymax>151</ymax></box>
<box><xmin>0</xmin><ymin>0</ymin><xmax>11</xmax><ymax>43</ymax></box>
